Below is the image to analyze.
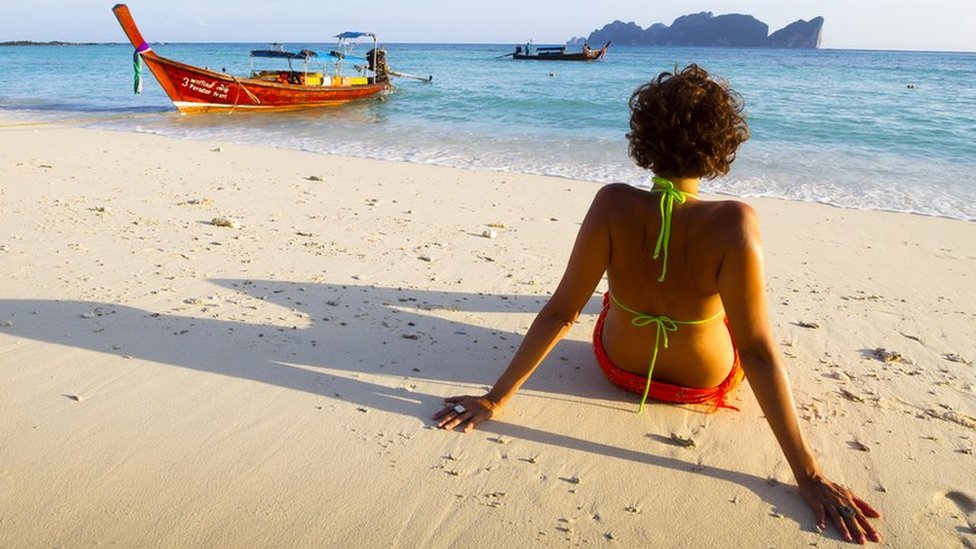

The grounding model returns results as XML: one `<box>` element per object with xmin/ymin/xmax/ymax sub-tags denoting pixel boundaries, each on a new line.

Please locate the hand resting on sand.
<box><xmin>432</xmin><ymin>395</ymin><xmax>499</xmax><ymax>433</ymax></box>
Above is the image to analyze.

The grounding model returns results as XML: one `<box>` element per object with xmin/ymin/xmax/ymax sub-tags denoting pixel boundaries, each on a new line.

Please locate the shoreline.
<box><xmin>2</xmin><ymin>120</ymin><xmax>975</xmax><ymax>547</ymax></box>
<box><xmin>2</xmin><ymin>110</ymin><xmax>975</xmax><ymax>223</ymax></box>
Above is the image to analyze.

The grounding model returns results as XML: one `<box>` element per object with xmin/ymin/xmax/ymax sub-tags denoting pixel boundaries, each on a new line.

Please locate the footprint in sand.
<box><xmin>947</xmin><ymin>492</ymin><xmax>976</xmax><ymax>534</ymax></box>
<box><xmin>915</xmin><ymin>490</ymin><xmax>976</xmax><ymax>545</ymax></box>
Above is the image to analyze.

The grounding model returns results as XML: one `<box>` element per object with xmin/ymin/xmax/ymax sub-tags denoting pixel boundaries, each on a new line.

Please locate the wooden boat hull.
<box><xmin>112</xmin><ymin>4</ymin><xmax>389</xmax><ymax>113</ymax></box>
<box><xmin>512</xmin><ymin>52</ymin><xmax>600</xmax><ymax>61</ymax></box>
<box><xmin>140</xmin><ymin>54</ymin><xmax>388</xmax><ymax>113</ymax></box>
<box><xmin>511</xmin><ymin>42</ymin><xmax>609</xmax><ymax>62</ymax></box>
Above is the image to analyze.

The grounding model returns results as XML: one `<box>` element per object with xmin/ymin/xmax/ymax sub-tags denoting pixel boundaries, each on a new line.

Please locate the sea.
<box><xmin>1</xmin><ymin>43</ymin><xmax>975</xmax><ymax>221</ymax></box>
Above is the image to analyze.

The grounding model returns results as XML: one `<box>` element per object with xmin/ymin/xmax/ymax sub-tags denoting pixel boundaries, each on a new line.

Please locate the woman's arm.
<box><xmin>717</xmin><ymin>203</ymin><xmax>881</xmax><ymax>544</ymax></box>
<box><xmin>433</xmin><ymin>186</ymin><xmax>614</xmax><ymax>432</ymax></box>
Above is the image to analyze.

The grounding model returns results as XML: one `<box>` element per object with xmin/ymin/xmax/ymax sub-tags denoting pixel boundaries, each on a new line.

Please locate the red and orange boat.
<box><xmin>112</xmin><ymin>4</ymin><xmax>396</xmax><ymax>113</ymax></box>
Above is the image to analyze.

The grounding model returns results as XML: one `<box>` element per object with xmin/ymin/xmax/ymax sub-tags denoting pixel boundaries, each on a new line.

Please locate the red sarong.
<box><xmin>593</xmin><ymin>293</ymin><xmax>744</xmax><ymax>413</ymax></box>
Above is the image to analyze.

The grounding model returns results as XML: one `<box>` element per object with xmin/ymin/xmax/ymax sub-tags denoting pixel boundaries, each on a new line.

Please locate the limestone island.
<box><xmin>571</xmin><ymin>12</ymin><xmax>824</xmax><ymax>49</ymax></box>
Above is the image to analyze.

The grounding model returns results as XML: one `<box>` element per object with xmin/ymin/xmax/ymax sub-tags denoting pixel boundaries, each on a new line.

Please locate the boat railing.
<box><xmin>247</xmin><ymin>42</ymin><xmax>382</xmax><ymax>87</ymax></box>
<box><xmin>249</xmin><ymin>46</ymin><xmax>320</xmax><ymax>83</ymax></box>
<box><xmin>330</xmin><ymin>32</ymin><xmax>381</xmax><ymax>83</ymax></box>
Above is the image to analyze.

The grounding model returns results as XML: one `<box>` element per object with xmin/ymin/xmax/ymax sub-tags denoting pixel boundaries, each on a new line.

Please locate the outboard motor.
<box><xmin>366</xmin><ymin>48</ymin><xmax>390</xmax><ymax>82</ymax></box>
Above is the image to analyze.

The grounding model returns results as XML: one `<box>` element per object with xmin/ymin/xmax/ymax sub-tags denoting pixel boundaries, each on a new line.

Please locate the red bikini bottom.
<box><xmin>592</xmin><ymin>293</ymin><xmax>744</xmax><ymax>413</ymax></box>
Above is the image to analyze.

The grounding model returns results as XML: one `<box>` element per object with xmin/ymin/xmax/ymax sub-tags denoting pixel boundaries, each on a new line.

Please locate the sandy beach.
<box><xmin>1</xmin><ymin>118</ymin><xmax>974</xmax><ymax>548</ymax></box>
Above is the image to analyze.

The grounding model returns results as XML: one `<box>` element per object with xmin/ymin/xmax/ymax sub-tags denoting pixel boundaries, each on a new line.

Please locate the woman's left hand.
<box><xmin>798</xmin><ymin>474</ymin><xmax>882</xmax><ymax>544</ymax></box>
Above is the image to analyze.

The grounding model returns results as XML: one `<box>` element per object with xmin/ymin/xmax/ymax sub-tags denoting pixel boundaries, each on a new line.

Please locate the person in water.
<box><xmin>433</xmin><ymin>64</ymin><xmax>882</xmax><ymax>544</ymax></box>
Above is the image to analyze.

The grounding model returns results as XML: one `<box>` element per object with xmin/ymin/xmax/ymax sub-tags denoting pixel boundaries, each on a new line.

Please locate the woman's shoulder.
<box><xmin>591</xmin><ymin>182</ymin><xmax>659</xmax><ymax>209</ymax></box>
<box><xmin>594</xmin><ymin>182</ymin><xmax>643</xmax><ymax>200</ymax></box>
<box><xmin>588</xmin><ymin>183</ymin><xmax>645</xmax><ymax>216</ymax></box>
<box><xmin>697</xmin><ymin>198</ymin><xmax>762</xmax><ymax>246</ymax></box>
<box><xmin>703</xmin><ymin>197</ymin><xmax>757</xmax><ymax>222</ymax></box>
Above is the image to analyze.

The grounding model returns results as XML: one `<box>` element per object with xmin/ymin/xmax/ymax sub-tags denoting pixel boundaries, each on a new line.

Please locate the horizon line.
<box><xmin>2</xmin><ymin>40</ymin><xmax>974</xmax><ymax>54</ymax></box>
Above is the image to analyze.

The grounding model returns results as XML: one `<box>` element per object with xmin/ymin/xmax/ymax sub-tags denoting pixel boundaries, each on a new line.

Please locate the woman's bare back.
<box><xmin>598</xmin><ymin>182</ymin><xmax>749</xmax><ymax>388</ymax></box>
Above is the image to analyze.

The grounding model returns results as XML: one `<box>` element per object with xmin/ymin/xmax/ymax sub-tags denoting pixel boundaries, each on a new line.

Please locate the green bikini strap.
<box><xmin>610</xmin><ymin>292</ymin><xmax>724</xmax><ymax>412</ymax></box>
<box><xmin>650</xmin><ymin>176</ymin><xmax>697</xmax><ymax>282</ymax></box>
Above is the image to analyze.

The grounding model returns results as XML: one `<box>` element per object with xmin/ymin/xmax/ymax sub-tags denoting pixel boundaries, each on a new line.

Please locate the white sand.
<box><xmin>1</xmin><ymin>119</ymin><xmax>974</xmax><ymax>547</ymax></box>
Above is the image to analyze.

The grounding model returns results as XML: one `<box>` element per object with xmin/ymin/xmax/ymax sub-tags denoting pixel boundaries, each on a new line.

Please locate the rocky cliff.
<box><xmin>583</xmin><ymin>12</ymin><xmax>823</xmax><ymax>49</ymax></box>
<box><xmin>767</xmin><ymin>17</ymin><xmax>824</xmax><ymax>48</ymax></box>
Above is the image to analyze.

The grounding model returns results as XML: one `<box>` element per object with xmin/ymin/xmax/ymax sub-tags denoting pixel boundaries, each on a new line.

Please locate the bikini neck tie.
<box><xmin>650</xmin><ymin>176</ymin><xmax>696</xmax><ymax>282</ymax></box>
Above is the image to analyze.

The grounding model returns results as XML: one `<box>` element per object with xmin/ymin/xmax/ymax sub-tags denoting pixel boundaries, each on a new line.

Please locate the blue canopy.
<box><xmin>335</xmin><ymin>31</ymin><xmax>376</xmax><ymax>39</ymax></box>
<box><xmin>250</xmin><ymin>49</ymin><xmax>317</xmax><ymax>59</ymax></box>
<box><xmin>327</xmin><ymin>51</ymin><xmax>367</xmax><ymax>63</ymax></box>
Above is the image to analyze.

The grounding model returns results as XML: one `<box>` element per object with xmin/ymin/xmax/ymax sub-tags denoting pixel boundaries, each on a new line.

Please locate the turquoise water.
<box><xmin>2</xmin><ymin>43</ymin><xmax>975</xmax><ymax>220</ymax></box>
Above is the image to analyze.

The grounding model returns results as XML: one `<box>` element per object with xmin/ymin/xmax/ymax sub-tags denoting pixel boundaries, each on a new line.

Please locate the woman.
<box><xmin>433</xmin><ymin>65</ymin><xmax>881</xmax><ymax>544</ymax></box>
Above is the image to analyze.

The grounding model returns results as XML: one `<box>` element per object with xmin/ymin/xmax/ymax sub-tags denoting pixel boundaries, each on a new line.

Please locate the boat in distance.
<box><xmin>503</xmin><ymin>41</ymin><xmax>610</xmax><ymax>61</ymax></box>
<box><xmin>112</xmin><ymin>3</ymin><xmax>406</xmax><ymax>113</ymax></box>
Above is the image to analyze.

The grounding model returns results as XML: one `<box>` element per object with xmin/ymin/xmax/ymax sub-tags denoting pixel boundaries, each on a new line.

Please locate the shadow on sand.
<box><xmin>1</xmin><ymin>278</ymin><xmax>815</xmax><ymax>530</ymax></box>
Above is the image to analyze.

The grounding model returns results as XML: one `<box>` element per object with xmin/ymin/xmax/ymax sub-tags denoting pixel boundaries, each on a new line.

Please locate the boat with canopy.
<box><xmin>112</xmin><ymin>4</ymin><xmax>427</xmax><ymax>113</ymax></box>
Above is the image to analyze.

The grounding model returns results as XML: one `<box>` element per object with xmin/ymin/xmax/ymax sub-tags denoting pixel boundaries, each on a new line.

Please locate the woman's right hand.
<box><xmin>798</xmin><ymin>474</ymin><xmax>882</xmax><ymax>544</ymax></box>
<box><xmin>432</xmin><ymin>395</ymin><xmax>500</xmax><ymax>432</ymax></box>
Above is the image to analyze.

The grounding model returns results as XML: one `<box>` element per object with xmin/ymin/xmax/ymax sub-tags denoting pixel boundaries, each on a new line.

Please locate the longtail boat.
<box><xmin>112</xmin><ymin>4</ymin><xmax>399</xmax><ymax>113</ymax></box>
<box><xmin>505</xmin><ymin>41</ymin><xmax>610</xmax><ymax>61</ymax></box>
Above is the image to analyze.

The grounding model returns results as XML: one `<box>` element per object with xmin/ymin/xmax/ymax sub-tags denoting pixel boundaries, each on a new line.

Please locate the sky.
<box><xmin>2</xmin><ymin>1</ymin><xmax>975</xmax><ymax>52</ymax></box>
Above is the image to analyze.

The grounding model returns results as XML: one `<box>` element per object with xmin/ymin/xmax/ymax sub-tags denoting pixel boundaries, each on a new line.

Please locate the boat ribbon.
<box><xmin>132</xmin><ymin>41</ymin><xmax>151</xmax><ymax>94</ymax></box>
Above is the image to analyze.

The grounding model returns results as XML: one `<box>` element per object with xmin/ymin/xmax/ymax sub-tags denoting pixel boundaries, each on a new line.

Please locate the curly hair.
<box><xmin>627</xmin><ymin>64</ymin><xmax>749</xmax><ymax>180</ymax></box>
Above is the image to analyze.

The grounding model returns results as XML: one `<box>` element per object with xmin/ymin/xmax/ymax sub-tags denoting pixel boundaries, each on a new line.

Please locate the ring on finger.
<box><xmin>838</xmin><ymin>504</ymin><xmax>856</xmax><ymax>519</ymax></box>
<box><xmin>452</xmin><ymin>404</ymin><xmax>466</xmax><ymax>414</ymax></box>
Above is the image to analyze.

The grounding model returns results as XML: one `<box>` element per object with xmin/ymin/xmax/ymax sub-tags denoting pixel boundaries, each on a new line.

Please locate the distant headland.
<box><xmin>570</xmin><ymin>12</ymin><xmax>824</xmax><ymax>49</ymax></box>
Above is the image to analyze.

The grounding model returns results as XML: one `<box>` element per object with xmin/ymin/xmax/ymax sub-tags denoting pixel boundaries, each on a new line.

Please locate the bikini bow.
<box><xmin>631</xmin><ymin>311</ymin><xmax>680</xmax><ymax>412</ymax></box>
<box><xmin>628</xmin><ymin>313</ymin><xmax>679</xmax><ymax>347</ymax></box>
